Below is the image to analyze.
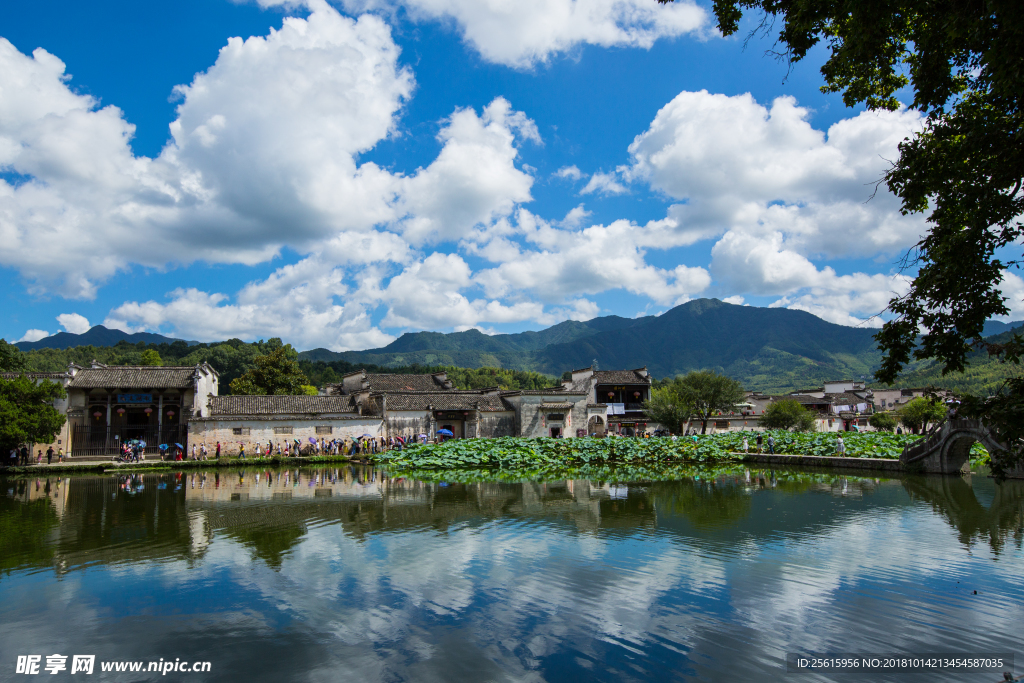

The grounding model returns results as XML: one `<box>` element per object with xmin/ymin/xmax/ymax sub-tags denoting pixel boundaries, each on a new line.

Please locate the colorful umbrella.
<box><xmin>436</xmin><ymin>429</ymin><xmax>453</xmax><ymax>436</ymax></box>
<box><xmin>174</xmin><ymin>443</ymin><xmax>183</xmax><ymax>449</ymax></box>
<box><xmin>158</xmin><ymin>444</ymin><xmax>168</xmax><ymax>450</ymax></box>
<box><xmin>308</xmin><ymin>437</ymin><xmax>317</xmax><ymax>444</ymax></box>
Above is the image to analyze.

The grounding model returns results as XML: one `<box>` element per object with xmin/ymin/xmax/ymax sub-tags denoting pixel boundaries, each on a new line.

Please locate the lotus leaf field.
<box><xmin>373</xmin><ymin>432</ymin><xmax>990</xmax><ymax>472</ymax></box>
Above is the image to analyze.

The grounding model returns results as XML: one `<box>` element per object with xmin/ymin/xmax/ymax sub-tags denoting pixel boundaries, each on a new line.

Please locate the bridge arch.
<box><xmin>901</xmin><ymin>419</ymin><xmax>1010</xmax><ymax>475</ymax></box>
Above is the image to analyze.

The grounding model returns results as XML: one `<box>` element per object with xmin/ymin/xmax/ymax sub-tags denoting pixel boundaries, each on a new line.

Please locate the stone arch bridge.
<box><xmin>900</xmin><ymin>418</ymin><xmax>1023</xmax><ymax>477</ymax></box>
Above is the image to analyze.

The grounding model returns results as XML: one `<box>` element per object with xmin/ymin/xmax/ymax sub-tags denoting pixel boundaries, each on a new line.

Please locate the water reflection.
<box><xmin>1</xmin><ymin>466</ymin><xmax>1022</xmax><ymax>682</ymax></box>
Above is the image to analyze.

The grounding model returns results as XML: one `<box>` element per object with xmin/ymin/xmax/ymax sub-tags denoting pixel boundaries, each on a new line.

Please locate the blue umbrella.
<box><xmin>138</xmin><ymin>441</ymin><xmax>146</xmax><ymax>448</ymax></box>
<box><xmin>308</xmin><ymin>437</ymin><xmax>317</xmax><ymax>444</ymax></box>
<box><xmin>360</xmin><ymin>434</ymin><xmax>373</xmax><ymax>438</ymax></box>
<box><xmin>436</xmin><ymin>429</ymin><xmax>453</xmax><ymax>436</ymax></box>
<box><xmin>158</xmin><ymin>444</ymin><xmax>168</xmax><ymax>451</ymax></box>
<box><xmin>174</xmin><ymin>443</ymin><xmax>183</xmax><ymax>449</ymax></box>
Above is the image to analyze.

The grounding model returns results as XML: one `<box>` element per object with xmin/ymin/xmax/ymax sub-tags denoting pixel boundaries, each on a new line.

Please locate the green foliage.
<box><xmin>642</xmin><ymin>385</ymin><xmax>692</xmax><ymax>433</ymax></box>
<box><xmin>0</xmin><ymin>340</ymin><xmax>27</xmax><ymax>372</ymax></box>
<box><xmin>229</xmin><ymin>347</ymin><xmax>309</xmax><ymax>395</ymax></box>
<box><xmin>299</xmin><ymin>385</ymin><xmax>318</xmax><ymax>396</ymax></box>
<box><xmin>869</xmin><ymin>412</ymin><xmax>898</xmax><ymax>432</ymax></box>
<box><xmin>958</xmin><ymin>377</ymin><xmax>1024</xmax><ymax>477</ymax></box>
<box><xmin>759</xmin><ymin>399</ymin><xmax>815</xmax><ymax>432</ymax></box>
<box><xmin>0</xmin><ymin>376</ymin><xmax>67</xmax><ymax>452</ymax></box>
<box><xmin>673</xmin><ymin>370</ymin><xmax>745</xmax><ymax>434</ymax></box>
<box><xmin>897</xmin><ymin>398</ymin><xmax>947</xmax><ymax>434</ymax></box>
<box><xmin>372</xmin><ymin>431</ymin><xmax>978</xmax><ymax>473</ymax></box>
<box><xmin>139</xmin><ymin>349</ymin><xmax>162</xmax><ymax>366</ymax></box>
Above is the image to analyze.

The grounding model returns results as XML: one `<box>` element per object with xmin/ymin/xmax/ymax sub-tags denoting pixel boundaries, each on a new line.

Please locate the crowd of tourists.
<box><xmin>189</xmin><ymin>434</ymin><xmax>432</xmax><ymax>460</ymax></box>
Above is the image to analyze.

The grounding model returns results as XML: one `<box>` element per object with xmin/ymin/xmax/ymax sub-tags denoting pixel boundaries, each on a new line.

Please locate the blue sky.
<box><xmin>2</xmin><ymin>0</ymin><xmax>1020</xmax><ymax>350</ymax></box>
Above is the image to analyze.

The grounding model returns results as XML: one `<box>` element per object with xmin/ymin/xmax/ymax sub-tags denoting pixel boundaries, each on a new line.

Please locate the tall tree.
<box><xmin>664</xmin><ymin>0</ymin><xmax>1024</xmax><ymax>464</ymax></box>
<box><xmin>897</xmin><ymin>397</ymin><xmax>947</xmax><ymax>435</ymax></box>
<box><xmin>642</xmin><ymin>384</ymin><xmax>693</xmax><ymax>434</ymax></box>
<box><xmin>759</xmin><ymin>399</ymin><xmax>816</xmax><ymax>432</ymax></box>
<box><xmin>674</xmin><ymin>370</ymin><xmax>745</xmax><ymax>434</ymax></box>
<box><xmin>229</xmin><ymin>347</ymin><xmax>310</xmax><ymax>395</ymax></box>
<box><xmin>139</xmin><ymin>349</ymin><xmax>162</xmax><ymax>366</ymax></box>
<box><xmin>868</xmin><ymin>411</ymin><xmax>898</xmax><ymax>432</ymax></box>
<box><xmin>0</xmin><ymin>375</ymin><xmax>67</xmax><ymax>454</ymax></box>
<box><xmin>0</xmin><ymin>340</ymin><xmax>26</xmax><ymax>373</ymax></box>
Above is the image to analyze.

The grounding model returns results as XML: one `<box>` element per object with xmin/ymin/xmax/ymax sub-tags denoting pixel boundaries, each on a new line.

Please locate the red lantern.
<box><xmin>607</xmin><ymin>391</ymin><xmax>615</xmax><ymax>399</ymax></box>
<box><xmin>92</xmin><ymin>411</ymin><xmax>102</xmax><ymax>419</ymax></box>
<box><xmin>633</xmin><ymin>391</ymin><xmax>640</xmax><ymax>398</ymax></box>
<box><xmin>166</xmin><ymin>410</ymin><xmax>175</xmax><ymax>417</ymax></box>
<box><xmin>144</xmin><ymin>407</ymin><xmax>153</xmax><ymax>415</ymax></box>
<box><xmin>116</xmin><ymin>407</ymin><xmax>126</xmax><ymax>416</ymax></box>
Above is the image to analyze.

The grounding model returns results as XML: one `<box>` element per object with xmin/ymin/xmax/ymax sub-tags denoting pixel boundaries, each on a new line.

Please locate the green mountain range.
<box><xmin>9</xmin><ymin>299</ymin><xmax>1019</xmax><ymax>394</ymax></box>
<box><xmin>14</xmin><ymin>325</ymin><xmax>198</xmax><ymax>351</ymax></box>
<box><xmin>302</xmin><ymin>299</ymin><xmax>888</xmax><ymax>392</ymax></box>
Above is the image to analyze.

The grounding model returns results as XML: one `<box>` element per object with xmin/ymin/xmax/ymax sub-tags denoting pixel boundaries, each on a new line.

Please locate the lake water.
<box><xmin>1</xmin><ymin>465</ymin><xmax>1022</xmax><ymax>682</ymax></box>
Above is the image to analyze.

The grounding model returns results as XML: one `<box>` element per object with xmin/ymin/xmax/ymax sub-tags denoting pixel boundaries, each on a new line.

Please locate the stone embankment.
<box><xmin>735</xmin><ymin>452</ymin><xmax>903</xmax><ymax>472</ymax></box>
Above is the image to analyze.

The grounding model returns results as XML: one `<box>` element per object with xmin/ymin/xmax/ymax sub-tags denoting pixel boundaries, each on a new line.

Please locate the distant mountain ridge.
<box><xmin>301</xmin><ymin>299</ymin><xmax>887</xmax><ymax>391</ymax></box>
<box><xmin>14</xmin><ymin>325</ymin><xmax>198</xmax><ymax>351</ymax></box>
<box><xmin>981</xmin><ymin>319</ymin><xmax>1024</xmax><ymax>337</ymax></box>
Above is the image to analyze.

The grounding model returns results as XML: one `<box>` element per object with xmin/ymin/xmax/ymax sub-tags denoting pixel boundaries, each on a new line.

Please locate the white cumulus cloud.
<box><xmin>332</xmin><ymin>0</ymin><xmax>709</xmax><ymax>67</ymax></box>
<box><xmin>16</xmin><ymin>329</ymin><xmax>49</xmax><ymax>343</ymax></box>
<box><xmin>56</xmin><ymin>313</ymin><xmax>91</xmax><ymax>334</ymax></box>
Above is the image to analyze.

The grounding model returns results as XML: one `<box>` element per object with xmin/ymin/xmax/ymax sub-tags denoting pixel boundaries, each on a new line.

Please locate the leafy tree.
<box><xmin>759</xmin><ymin>399</ymin><xmax>816</xmax><ymax>432</ymax></box>
<box><xmin>299</xmin><ymin>385</ymin><xmax>318</xmax><ymax>396</ymax></box>
<box><xmin>139</xmin><ymin>349</ymin><xmax>162</xmax><ymax>366</ymax></box>
<box><xmin>959</xmin><ymin>378</ymin><xmax>1024</xmax><ymax>478</ymax></box>
<box><xmin>897</xmin><ymin>397</ymin><xmax>947</xmax><ymax>434</ymax></box>
<box><xmin>674</xmin><ymin>370</ymin><xmax>745</xmax><ymax>434</ymax></box>
<box><xmin>0</xmin><ymin>376</ymin><xmax>67</xmax><ymax>454</ymax></box>
<box><xmin>229</xmin><ymin>347</ymin><xmax>309</xmax><ymax>395</ymax></box>
<box><xmin>0</xmin><ymin>340</ymin><xmax>26</xmax><ymax>373</ymax></box>
<box><xmin>642</xmin><ymin>385</ymin><xmax>693</xmax><ymax>434</ymax></box>
<box><xmin>869</xmin><ymin>411</ymin><xmax>898</xmax><ymax>432</ymax></box>
<box><xmin>680</xmin><ymin>0</ymin><xmax>1024</xmax><ymax>463</ymax></box>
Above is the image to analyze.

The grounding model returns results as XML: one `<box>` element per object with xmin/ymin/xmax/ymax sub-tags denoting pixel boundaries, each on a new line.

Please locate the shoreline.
<box><xmin>0</xmin><ymin>453</ymin><xmax>364</xmax><ymax>474</ymax></box>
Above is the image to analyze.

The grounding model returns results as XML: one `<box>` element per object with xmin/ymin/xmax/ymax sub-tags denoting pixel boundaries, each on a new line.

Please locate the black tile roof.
<box><xmin>592</xmin><ymin>369</ymin><xmax>651</xmax><ymax>384</ymax></box>
<box><xmin>373</xmin><ymin>391</ymin><xmax>511</xmax><ymax>412</ymax></box>
<box><xmin>365</xmin><ymin>374</ymin><xmax>450</xmax><ymax>392</ymax></box>
<box><xmin>787</xmin><ymin>395</ymin><xmax>831</xmax><ymax>405</ymax></box>
<box><xmin>69</xmin><ymin>366</ymin><xmax>200</xmax><ymax>389</ymax></box>
<box><xmin>210</xmin><ymin>395</ymin><xmax>358</xmax><ymax>416</ymax></box>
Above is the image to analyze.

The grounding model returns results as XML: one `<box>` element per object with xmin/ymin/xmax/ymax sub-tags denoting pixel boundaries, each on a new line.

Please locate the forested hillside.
<box><xmin>5</xmin><ymin>337</ymin><xmax>555</xmax><ymax>393</ymax></box>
